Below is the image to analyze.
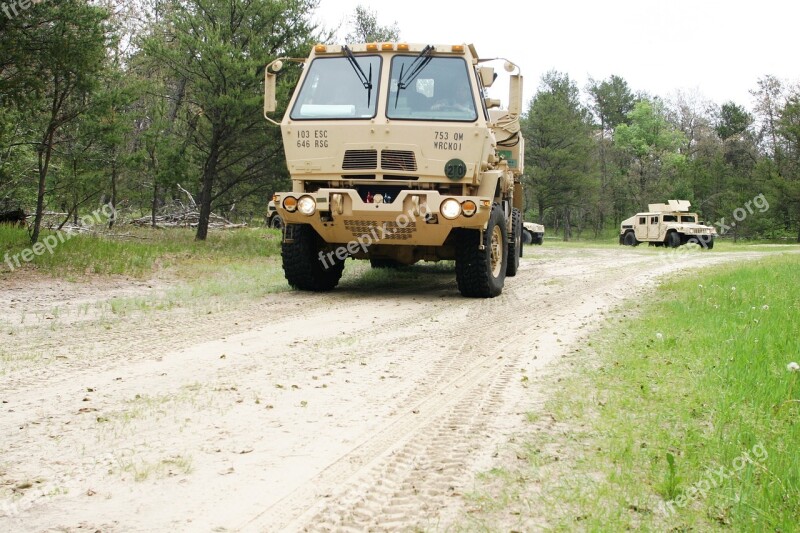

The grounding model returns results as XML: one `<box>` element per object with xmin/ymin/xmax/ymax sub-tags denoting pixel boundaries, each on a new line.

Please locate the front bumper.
<box><xmin>273</xmin><ymin>189</ymin><xmax>493</xmax><ymax>247</ymax></box>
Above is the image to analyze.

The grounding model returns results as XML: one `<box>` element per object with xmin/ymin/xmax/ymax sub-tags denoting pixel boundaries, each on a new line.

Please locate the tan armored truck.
<box><xmin>263</xmin><ymin>43</ymin><xmax>525</xmax><ymax>297</ymax></box>
<box><xmin>522</xmin><ymin>221</ymin><xmax>544</xmax><ymax>245</ymax></box>
<box><xmin>619</xmin><ymin>200</ymin><xmax>716</xmax><ymax>249</ymax></box>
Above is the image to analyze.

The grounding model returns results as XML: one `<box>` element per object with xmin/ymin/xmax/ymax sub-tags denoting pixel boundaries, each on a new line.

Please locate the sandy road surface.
<box><xmin>0</xmin><ymin>246</ymin><xmax>783</xmax><ymax>532</ymax></box>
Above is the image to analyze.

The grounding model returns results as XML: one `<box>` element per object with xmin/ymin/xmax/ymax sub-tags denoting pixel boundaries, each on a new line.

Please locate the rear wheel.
<box><xmin>506</xmin><ymin>208</ymin><xmax>522</xmax><ymax>277</ymax></box>
<box><xmin>455</xmin><ymin>205</ymin><xmax>507</xmax><ymax>298</ymax></box>
<box><xmin>281</xmin><ymin>224</ymin><xmax>344</xmax><ymax>291</ymax></box>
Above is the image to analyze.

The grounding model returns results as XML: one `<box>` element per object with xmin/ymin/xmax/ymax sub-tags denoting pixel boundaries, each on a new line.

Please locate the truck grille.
<box><xmin>381</xmin><ymin>150</ymin><xmax>417</xmax><ymax>171</ymax></box>
<box><xmin>344</xmin><ymin>220</ymin><xmax>417</xmax><ymax>241</ymax></box>
<box><xmin>343</xmin><ymin>150</ymin><xmax>378</xmax><ymax>170</ymax></box>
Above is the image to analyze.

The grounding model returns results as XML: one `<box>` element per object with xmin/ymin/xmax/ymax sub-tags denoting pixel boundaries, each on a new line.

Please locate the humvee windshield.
<box><xmin>663</xmin><ymin>215</ymin><xmax>677</xmax><ymax>222</ymax></box>
<box><xmin>387</xmin><ymin>56</ymin><xmax>478</xmax><ymax>122</ymax></box>
<box><xmin>290</xmin><ymin>56</ymin><xmax>381</xmax><ymax>120</ymax></box>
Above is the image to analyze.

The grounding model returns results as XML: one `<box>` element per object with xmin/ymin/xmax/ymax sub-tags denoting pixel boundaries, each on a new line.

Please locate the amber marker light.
<box><xmin>381</xmin><ymin>43</ymin><xmax>394</xmax><ymax>50</ymax></box>
<box><xmin>451</xmin><ymin>45</ymin><xmax>465</xmax><ymax>53</ymax></box>
<box><xmin>397</xmin><ymin>43</ymin><xmax>409</xmax><ymax>51</ymax></box>
<box><xmin>314</xmin><ymin>44</ymin><xmax>327</xmax><ymax>53</ymax></box>
<box><xmin>461</xmin><ymin>200</ymin><xmax>477</xmax><ymax>217</ymax></box>
<box><xmin>366</xmin><ymin>43</ymin><xmax>379</xmax><ymax>51</ymax></box>
<box><xmin>283</xmin><ymin>196</ymin><xmax>298</xmax><ymax>212</ymax></box>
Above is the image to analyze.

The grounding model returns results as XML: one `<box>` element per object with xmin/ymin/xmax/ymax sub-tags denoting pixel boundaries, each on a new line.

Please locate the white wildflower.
<box><xmin>656</xmin><ymin>332</ymin><xmax>663</xmax><ymax>340</ymax></box>
<box><xmin>788</xmin><ymin>362</ymin><xmax>800</xmax><ymax>373</ymax></box>
<box><xmin>731</xmin><ymin>286</ymin><xmax>736</xmax><ymax>291</ymax></box>
<box><xmin>762</xmin><ymin>305</ymin><xmax>769</xmax><ymax>311</ymax></box>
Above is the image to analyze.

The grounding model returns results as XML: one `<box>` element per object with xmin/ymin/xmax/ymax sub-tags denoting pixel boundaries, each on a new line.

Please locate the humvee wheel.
<box><xmin>281</xmin><ymin>224</ymin><xmax>344</xmax><ymax>291</ymax></box>
<box><xmin>270</xmin><ymin>215</ymin><xmax>284</xmax><ymax>229</ymax></box>
<box><xmin>623</xmin><ymin>231</ymin><xmax>638</xmax><ymax>246</ymax></box>
<box><xmin>369</xmin><ymin>258</ymin><xmax>403</xmax><ymax>269</ymax></box>
<box><xmin>705</xmin><ymin>237</ymin><xmax>714</xmax><ymax>250</ymax></box>
<box><xmin>455</xmin><ymin>205</ymin><xmax>507</xmax><ymax>298</ymax></box>
<box><xmin>522</xmin><ymin>229</ymin><xmax>533</xmax><ymax>245</ymax></box>
<box><xmin>506</xmin><ymin>208</ymin><xmax>522</xmax><ymax>277</ymax></box>
<box><xmin>666</xmin><ymin>231</ymin><xmax>682</xmax><ymax>248</ymax></box>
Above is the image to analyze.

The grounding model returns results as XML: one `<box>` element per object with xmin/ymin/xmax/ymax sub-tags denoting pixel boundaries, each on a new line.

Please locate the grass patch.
<box><xmin>462</xmin><ymin>253</ymin><xmax>800</xmax><ymax>531</ymax></box>
<box><xmin>0</xmin><ymin>225</ymin><xmax>281</xmax><ymax>278</ymax></box>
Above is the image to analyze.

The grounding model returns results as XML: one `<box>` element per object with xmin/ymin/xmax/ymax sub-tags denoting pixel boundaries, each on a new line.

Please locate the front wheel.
<box><xmin>281</xmin><ymin>224</ymin><xmax>344</xmax><ymax>291</ymax></box>
<box><xmin>666</xmin><ymin>231</ymin><xmax>682</xmax><ymax>248</ymax></box>
<box><xmin>455</xmin><ymin>205</ymin><xmax>507</xmax><ymax>298</ymax></box>
<box><xmin>623</xmin><ymin>231</ymin><xmax>638</xmax><ymax>246</ymax></box>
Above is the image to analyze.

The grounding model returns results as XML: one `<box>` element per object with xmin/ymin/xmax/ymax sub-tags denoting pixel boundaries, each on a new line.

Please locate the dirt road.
<box><xmin>0</xmin><ymin>246</ymin><xmax>779</xmax><ymax>531</ymax></box>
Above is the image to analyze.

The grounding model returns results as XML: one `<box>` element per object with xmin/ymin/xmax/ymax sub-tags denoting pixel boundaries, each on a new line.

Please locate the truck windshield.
<box><xmin>387</xmin><ymin>56</ymin><xmax>478</xmax><ymax>122</ymax></box>
<box><xmin>290</xmin><ymin>56</ymin><xmax>381</xmax><ymax>120</ymax></box>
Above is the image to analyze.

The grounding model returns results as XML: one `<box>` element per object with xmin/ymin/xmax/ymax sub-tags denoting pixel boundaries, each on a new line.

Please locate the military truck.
<box><xmin>265</xmin><ymin>200</ymin><xmax>283</xmax><ymax>229</ymax></box>
<box><xmin>619</xmin><ymin>200</ymin><xmax>716</xmax><ymax>249</ymax></box>
<box><xmin>522</xmin><ymin>221</ymin><xmax>544</xmax><ymax>245</ymax></box>
<box><xmin>263</xmin><ymin>43</ymin><xmax>525</xmax><ymax>297</ymax></box>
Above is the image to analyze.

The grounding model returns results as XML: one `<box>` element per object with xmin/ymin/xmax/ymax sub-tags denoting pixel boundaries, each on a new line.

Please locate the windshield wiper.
<box><xmin>342</xmin><ymin>45</ymin><xmax>373</xmax><ymax>106</ymax></box>
<box><xmin>394</xmin><ymin>45</ymin><xmax>434</xmax><ymax>108</ymax></box>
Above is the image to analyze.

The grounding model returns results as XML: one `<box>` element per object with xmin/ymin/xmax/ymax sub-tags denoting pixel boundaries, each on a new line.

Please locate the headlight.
<box><xmin>297</xmin><ymin>195</ymin><xmax>316</xmax><ymax>216</ymax></box>
<box><xmin>440</xmin><ymin>198</ymin><xmax>461</xmax><ymax>220</ymax></box>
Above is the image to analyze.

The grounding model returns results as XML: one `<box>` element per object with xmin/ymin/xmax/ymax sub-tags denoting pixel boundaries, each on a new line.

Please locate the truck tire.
<box><xmin>281</xmin><ymin>224</ymin><xmax>344</xmax><ymax>291</ymax></box>
<box><xmin>455</xmin><ymin>205</ymin><xmax>507</xmax><ymax>298</ymax></box>
<box><xmin>532</xmin><ymin>233</ymin><xmax>543</xmax><ymax>245</ymax></box>
<box><xmin>623</xmin><ymin>231</ymin><xmax>638</xmax><ymax>246</ymax></box>
<box><xmin>506</xmin><ymin>208</ymin><xmax>522</xmax><ymax>277</ymax></box>
<box><xmin>666</xmin><ymin>231</ymin><xmax>681</xmax><ymax>248</ymax></box>
<box><xmin>270</xmin><ymin>215</ymin><xmax>283</xmax><ymax>229</ymax></box>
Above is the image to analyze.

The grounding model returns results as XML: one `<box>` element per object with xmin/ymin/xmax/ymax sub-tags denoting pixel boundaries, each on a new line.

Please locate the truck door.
<box><xmin>648</xmin><ymin>215</ymin><xmax>660</xmax><ymax>239</ymax></box>
<box><xmin>634</xmin><ymin>216</ymin><xmax>648</xmax><ymax>240</ymax></box>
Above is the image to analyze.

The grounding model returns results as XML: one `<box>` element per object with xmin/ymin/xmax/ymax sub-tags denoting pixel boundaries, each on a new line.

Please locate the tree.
<box><xmin>1</xmin><ymin>0</ymin><xmax>109</xmax><ymax>243</ymax></box>
<box><xmin>522</xmin><ymin>71</ymin><xmax>596</xmax><ymax>240</ymax></box>
<box><xmin>614</xmin><ymin>99</ymin><xmax>686</xmax><ymax>203</ymax></box>
<box><xmin>344</xmin><ymin>5</ymin><xmax>400</xmax><ymax>43</ymax></box>
<box><xmin>143</xmin><ymin>0</ymin><xmax>317</xmax><ymax>240</ymax></box>
<box><xmin>586</xmin><ymin>75</ymin><xmax>636</xmax><ymax>229</ymax></box>
<box><xmin>716</xmin><ymin>101</ymin><xmax>754</xmax><ymax>141</ymax></box>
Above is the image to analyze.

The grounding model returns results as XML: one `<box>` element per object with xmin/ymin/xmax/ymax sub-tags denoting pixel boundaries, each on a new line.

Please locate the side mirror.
<box><xmin>263</xmin><ymin>59</ymin><xmax>284</xmax><ymax>117</ymax></box>
<box><xmin>478</xmin><ymin>67</ymin><xmax>496</xmax><ymax>88</ymax></box>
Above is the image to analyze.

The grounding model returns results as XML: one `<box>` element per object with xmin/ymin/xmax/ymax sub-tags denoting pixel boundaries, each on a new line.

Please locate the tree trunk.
<box><xmin>108</xmin><ymin>158</ymin><xmax>117</xmax><ymax>228</ymax></box>
<box><xmin>196</xmin><ymin>126</ymin><xmax>221</xmax><ymax>241</ymax></box>
<box><xmin>31</xmin><ymin>128</ymin><xmax>56</xmax><ymax>244</ymax></box>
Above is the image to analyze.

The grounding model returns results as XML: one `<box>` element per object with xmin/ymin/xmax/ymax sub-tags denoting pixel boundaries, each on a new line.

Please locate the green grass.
<box><xmin>0</xmin><ymin>225</ymin><xmax>281</xmax><ymax>278</ymax></box>
<box><xmin>462</xmin><ymin>253</ymin><xmax>800</xmax><ymax>531</ymax></box>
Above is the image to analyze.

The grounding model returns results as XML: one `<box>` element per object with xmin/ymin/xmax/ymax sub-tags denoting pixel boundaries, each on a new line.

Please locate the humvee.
<box><xmin>620</xmin><ymin>200</ymin><xmax>716</xmax><ymax>249</ymax></box>
<box><xmin>265</xmin><ymin>200</ymin><xmax>283</xmax><ymax>229</ymax></box>
<box><xmin>522</xmin><ymin>221</ymin><xmax>544</xmax><ymax>245</ymax></box>
<box><xmin>263</xmin><ymin>43</ymin><xmax>526</xmax><ymax>297</ymax></box>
